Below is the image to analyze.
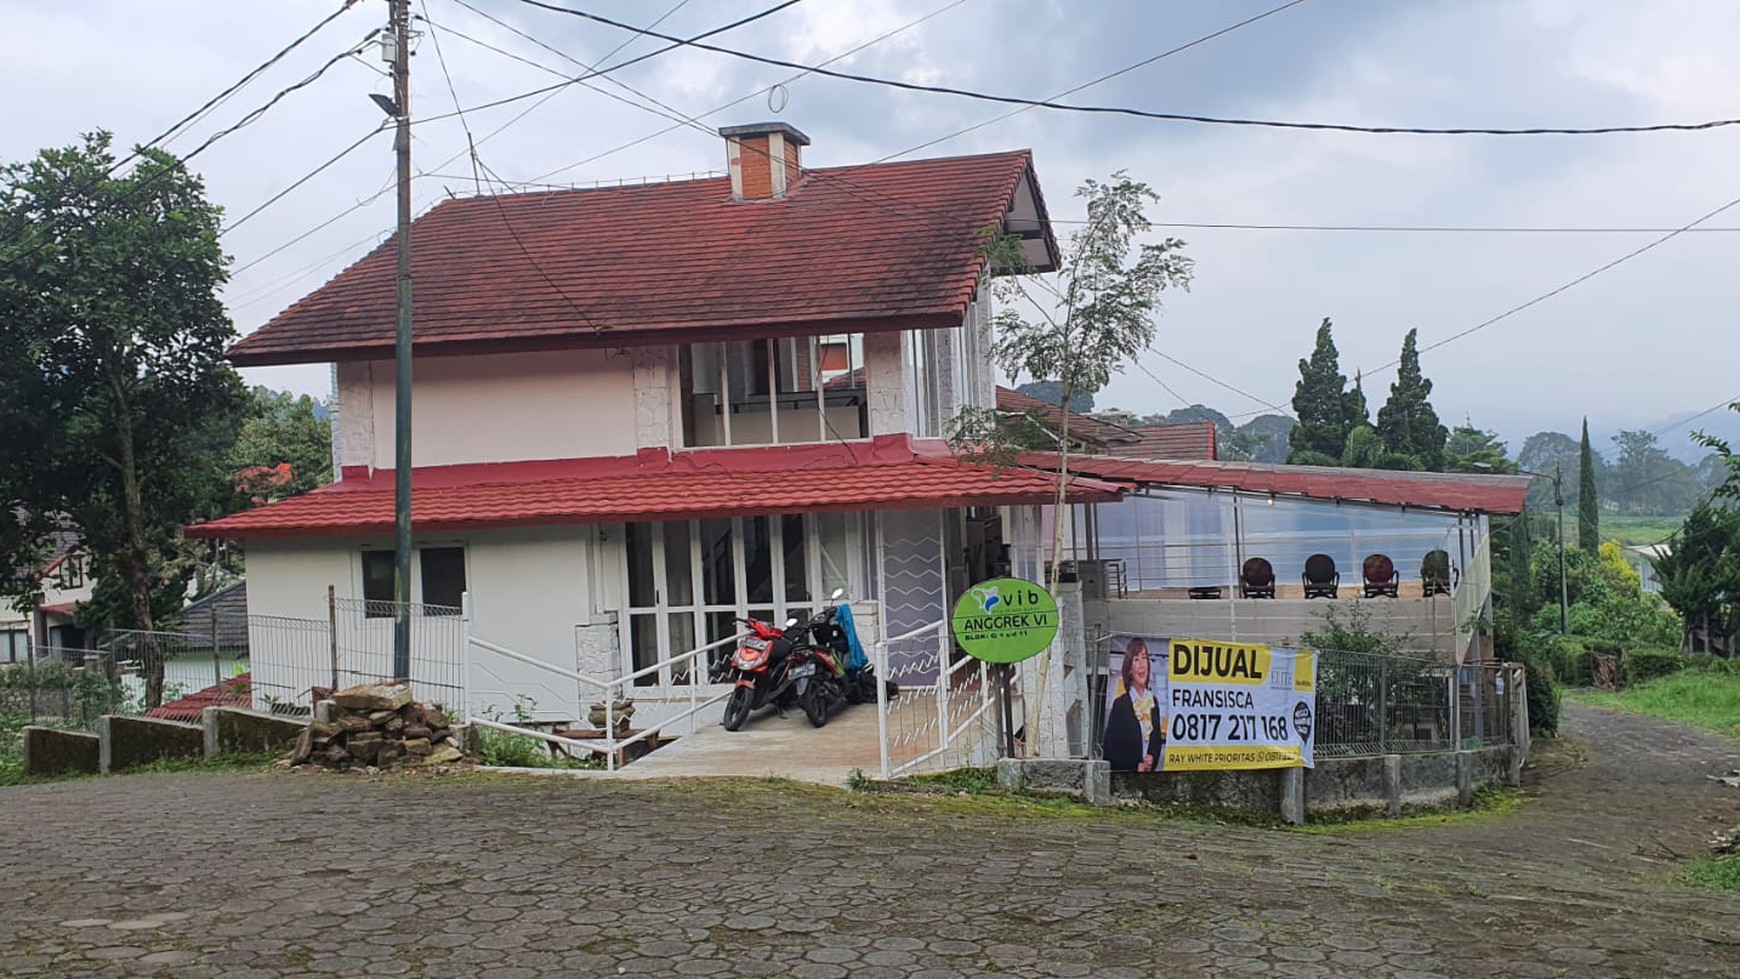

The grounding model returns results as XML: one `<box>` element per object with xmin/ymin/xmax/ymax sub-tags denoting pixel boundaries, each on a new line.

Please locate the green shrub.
<box><xmin>1554</xmin><ymin>636</ymin><xmax>1593</xmax><ymax>687</ymax></box>
<box><xmin>1523</xmin><ymin>661</ymin><xmax>1560</xmax><ymax>736</ymax></box>
<box><xmin>1623</xmin><ymin>647</ymin><xmax>1686</xmax><ymax>687</ymax></box>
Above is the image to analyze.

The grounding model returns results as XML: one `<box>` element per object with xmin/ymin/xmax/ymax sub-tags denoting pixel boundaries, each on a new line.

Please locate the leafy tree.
<box><xmin>1526</xmin><ymin>537</ymin><xmax>1680</xmax><ymax>649</ymax></box>
<box><xmin>979</xmin><ymin>171</ymin><xmax>1193</xmax><ymax>753</ymax></box>
<box><xmin>1374</xmin><ymin>329</ymin><xmax>1447</xmax><ymax>470</ymax></box>
<box><xmin>1443</xmin><ymin>424</ymin><xmax>1513</xmax><ymax>473</ymax></box>
<box><xmin>1288</xmin><ymin>318</ymin><xmax>1361</xmax><ymax>463</ymax></box>
<box><xmin>1578</xmin><ymin>419</ymin><xmax>1600</xmax><ymax>550</ymax></box>
<box><xmin>1013</xmin><ymin>379</ymin><xmax>1093</xmax><ymax>414</ymax></box>
<box><xmin>1609</xmin><ymin>429</ymin><xmax>1700</xmax><ymax>515</ymax></box>
<box><xmin>228</xmin><ymin>387</ymin><xmax>333</xmax><ymax>505</ymax></box>
<box><xmin>0</xmin><ymin>133</ymin><xmax>244</xmax><ymax>704</ymax></box>
<box><xmin>1518</xmin><ymin>431</ymin><xmax>1582</xmax><ymax>511</ymax></box>
<box><xmin>1697</xmin><ymin>452</ymin><xmax>1730</xmax><ymax>492</ymax></box>
<box><xmin>1236</xmin><ymin>414</ymin><xmax>1296</xmax><ymax>464</ymax></box>
<box><xmin>1652</xmin><ymin>499</ymin><xmax>1740</xmax><ymax>651</ymax></box>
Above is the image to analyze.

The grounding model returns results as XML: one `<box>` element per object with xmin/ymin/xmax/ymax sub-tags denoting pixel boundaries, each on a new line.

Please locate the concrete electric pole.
<box><xmin>388</xmin><ymin>0</ymin><xmax>414</xmax><ymax>681</ymax></box>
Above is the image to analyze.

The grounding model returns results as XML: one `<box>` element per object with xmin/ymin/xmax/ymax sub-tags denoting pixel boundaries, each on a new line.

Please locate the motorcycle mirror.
<box><xmin>784</xmin><ymin>616</ymin><xmax>799</xmax><ymax>628</ymax></box>
<box><xmin>829</xmin><ymin>587</ymin><xmax>845</xmax><ymax>601</ymax></box>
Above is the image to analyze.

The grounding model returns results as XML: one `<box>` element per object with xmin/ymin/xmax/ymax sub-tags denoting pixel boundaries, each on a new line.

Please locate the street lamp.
<box><xmin>1478</xmin><ymin>462</ymin><xmax>1569</xmax><ymax>634</ymax></box>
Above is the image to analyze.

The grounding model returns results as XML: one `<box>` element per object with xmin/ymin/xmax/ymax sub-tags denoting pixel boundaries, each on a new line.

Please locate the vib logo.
<box><xmin>972</xmin><ymin>585</ymin><xmax>1002</xmax><ymax>614</ymax></box>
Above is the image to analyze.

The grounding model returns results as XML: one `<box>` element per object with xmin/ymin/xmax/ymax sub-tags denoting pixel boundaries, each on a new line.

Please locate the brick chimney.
<box><xmin>721</xmin><ymin>122</ymin><xmax>810</xmax><ymax>201</ymax></box>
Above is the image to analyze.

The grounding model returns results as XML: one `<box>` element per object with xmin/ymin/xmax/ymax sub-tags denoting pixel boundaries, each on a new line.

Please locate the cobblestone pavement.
<box><xmin>2</xmin><ymin>703</ymin><xmax>1737</xmax><ymax>978</ymax></box>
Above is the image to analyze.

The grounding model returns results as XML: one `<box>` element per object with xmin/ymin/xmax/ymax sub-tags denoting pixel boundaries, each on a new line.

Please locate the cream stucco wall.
<box><xmin>334</xmin><ymin>348</ymin><xmax>638</xmax><ymax>470</ymax></box>
<box><xmin>244</xmin><ymin>530</ymin><xmax>601</xmax><ymax>722</ymax></box>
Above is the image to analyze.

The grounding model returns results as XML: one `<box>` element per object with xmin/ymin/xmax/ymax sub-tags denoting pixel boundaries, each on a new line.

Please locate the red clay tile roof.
<box><xmin>994</xmin><ymin>387</ymin><xmax>1140</xmax><ymax>450</ymax></box>
<box><xmin>185</xmin><ymin>436</ymin><xmax>1123</xmax><ymax>539</ymax></box>
<box><xmin>146</xmin><ymin>674</ymin><xmax>252</xmax><ymax>722</ymax></box>
<box><xmin>230</xmin><ymin>152</ymin><xmax>1051</xmax><ymax>367</ymax></box>
<box><xmin>1019</xmin><ymin>453</ymin><xmax>1530</xmax><ymax>515</ymax></box>
<box><xmin>1106</xmin><ymin>420</ymin><xmax>1218</xmax><ymax>461</ymax></box>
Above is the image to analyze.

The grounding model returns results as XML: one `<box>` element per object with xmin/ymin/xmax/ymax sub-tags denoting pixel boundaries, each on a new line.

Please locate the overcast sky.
<box><xmin>5</xmin><ymin>0</ymin><xmax>1737</xmax><ymax>456</ymax></box>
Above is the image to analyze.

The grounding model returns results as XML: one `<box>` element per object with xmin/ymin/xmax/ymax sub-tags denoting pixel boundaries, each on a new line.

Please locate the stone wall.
<box><xmin>202</xmin><ymin>707</ymin><xmax>308</xmax><ymax>760</ymax></box>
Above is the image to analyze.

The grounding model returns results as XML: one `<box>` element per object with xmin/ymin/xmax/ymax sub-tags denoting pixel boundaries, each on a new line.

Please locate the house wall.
<box><xmin>243</xmin><ymin>530</ymin><xmax>600</xmax><ymax>722</ymax></box>
<box><xmin>333</xmin><ymin>348</ymin><xmax>638</xmax><ymax>471</ymax></box>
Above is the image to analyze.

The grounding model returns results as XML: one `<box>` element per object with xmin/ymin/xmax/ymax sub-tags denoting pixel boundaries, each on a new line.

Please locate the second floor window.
<box><xmin>679</xmin><ymin>336</ymin><xmax>866</xmax><ymax>447</ymax></box>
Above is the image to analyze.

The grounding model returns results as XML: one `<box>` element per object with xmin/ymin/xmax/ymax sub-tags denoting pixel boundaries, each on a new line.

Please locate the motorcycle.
<box><xmin>719</xmin><ymin>613</ymin><xmax>802</xmax><ymax>731</ymax></box>
<box><xmin>787</xmin><ymin>589</ymin><xmax>896</xmax><ymax>726</ymax></box>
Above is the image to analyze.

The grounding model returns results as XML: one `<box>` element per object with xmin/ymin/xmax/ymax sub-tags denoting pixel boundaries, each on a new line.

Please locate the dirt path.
<box><xmin>0</xmin><ymin>703</ymin><xmax>1735</xmax><ymax>977</ymax></box>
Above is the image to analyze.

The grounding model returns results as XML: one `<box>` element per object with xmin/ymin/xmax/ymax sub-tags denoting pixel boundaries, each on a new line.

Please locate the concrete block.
<box><xmin>1382</xmin><ymin>754</ymin><xmax>1402</xmax><ymax>818</ymax></box>
<box><xmin>1507</xmin><ymin>745</ymin><xmax>1525</xmax><ymax>787</ymax></box>
<box><xmin>995</xmin><ymin>758</ymin><xmax>1111</xmax><ymax>806</ymax></box>
<box><xmin>202</xmin><ymin>706</ymin><xmax>308</xmax><ymax>760</ymax></box>
<box><xmin>996</xmin><ymin>757</ymin><xmax>1023</xmax><ymax>792</ymax></box>
<box><xmin>21</xmin><ymin>726</ymin><xmax>100</xmax><ymax>778</ymax></box>
<box><xmin>1279</xmin><ymin>767</ymin><xmax>1306</xmax><ymax>825</ymax></box>
<box><xmin>1455</xmin><ymin>750</ymin><xmax>1475</xmax><ymax>807</ymax></box>
<box><xmin>100</xmin><ymin>715</ymin><xmax>205</xmax><ymax>774</ymax></box>
<box><xmin>313</xmin><ymin>700</ymin><xmax>338</xmax><ymax>724</ymax></box>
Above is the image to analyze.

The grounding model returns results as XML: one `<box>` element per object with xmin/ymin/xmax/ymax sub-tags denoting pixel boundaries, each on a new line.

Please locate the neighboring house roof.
<box><xmin>1021</xmin><ymin>454</ymin><xmax>1531</xmax><ymax>515</ymax></box>
<box><xmin>145</xmin><ymin>673</ymin><xmax>252</xmax><ymax>723</ymax></box>
<box><xmin>184</xmin><ymin>436</ymin><xmax>1124</xmax><ymax>539</ymax></box>
<box><xmin>993</xmin><ymin>387</ymin><xmax>1217</xmax><ymax>460</ymax></box>
<box><xmin>1109</xmin><ymin>421</ymin><xmax>1218</xmax><ymax>461</ymax></box>
<box><xmin>174</xmin><ymin>581</ymin><xmax>249</xmax><ymax>649</ymax></box>
<box><xmin>37</xmin><ymin>602</ymin><xmax>79</xmax><ymax>619</ymax></box>
<box><xmin>229</xmin><ymin>151</ymin><xmax>1057</xmax><ymax>367</ymax></box>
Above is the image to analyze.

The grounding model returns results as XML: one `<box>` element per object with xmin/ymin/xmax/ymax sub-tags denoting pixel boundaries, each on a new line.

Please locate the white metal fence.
<box><xmin>872</xmin><ymin>620</ymin><xmax>1018</xmax><ymax>779</ymax></box>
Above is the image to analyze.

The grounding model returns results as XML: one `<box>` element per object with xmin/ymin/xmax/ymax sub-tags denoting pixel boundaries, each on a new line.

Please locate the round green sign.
<box><xmin>951</xmin><ymin>577</ymin><xmax>1059</xmax><ymax>664</ymax></box>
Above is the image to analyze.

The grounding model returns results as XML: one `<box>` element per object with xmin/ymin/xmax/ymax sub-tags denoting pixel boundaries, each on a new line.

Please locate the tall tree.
<box><xmin>229</xmin><ymin>387</ymin><xmax>333</xmax><ymax>505</ymax></box>
<box><xmin>1652</xmin><ymin>500</ymin><xmax>1740</xmax><ymax>651</ymax></box>
<box><xmin>1288</xmin><ymin>318</ymin><xmax>1358</xmax><ymax>464</ymax></box>
<box><xmin>979</xmin><ymin>171</ymin><xmax>1193</xmax><ymax>754</ymax></box>
<box><xmin>1578</xmin><ymin>419</ymin><xmax>1600</xmax><ymax>549</ymax></box>
<box><xmin>1374</xmin><ymin>329</ymin><xmax>1447</xmax><ymax>470</ymax></box>
<box><xmin>1443</xmin><ymin>424</ymin><xmax>1513</xmax><ymax>473</ymax></box>
<box><xmin>0</xmin><ymin>133</ymin><xmax>244</xmax><ymax>702</ymax></box>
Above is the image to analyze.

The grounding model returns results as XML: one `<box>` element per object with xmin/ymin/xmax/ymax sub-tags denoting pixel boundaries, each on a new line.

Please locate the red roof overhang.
<box><xmin>1020</xmin><ymin>453</ymin><xmax>1531</xmax><ymax>515</ymax></box>
<box><xmin>185</xmin><ymin>436</ymin><xmax>1124</xmax><ymax>540</ymax></box>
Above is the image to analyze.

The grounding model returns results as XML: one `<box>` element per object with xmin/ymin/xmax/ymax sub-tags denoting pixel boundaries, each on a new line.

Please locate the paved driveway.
<box><xmin>1</xmin><ymin>703</ymin><xmax>1736</xmax><ymax>978</ymax></box>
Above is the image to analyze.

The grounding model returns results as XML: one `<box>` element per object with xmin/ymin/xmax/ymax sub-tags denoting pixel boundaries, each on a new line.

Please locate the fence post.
<box><xmin>936</xmin><ymin>631</ymin><xmax>951</xmax><ymax>752</ymax></box>
<box><xmin>605</xmin><ymin>687</ymin><xmax>617</xmax><ymax>773</ymax></box>
<box><xmin>460</xmin><ymin>591</ymin><xmax>472</xmax><ymax>719</ymax></box>
<box><xmin>1449</xmin><ymin>669</ymin><xmax>1461</xmax><ymax>748</ymax></box>
<box><xmin>688</xmin><ymin>648</ymin><xmax>698</xmax><ymax>737</ymax></box>
<box><xmin>326</xmin><ymin>585</ymin><xmax>340</xmax><ymax>692</ymax></box>
<box><xmin>875</xmin><ymin>638</ymin><xmax>891</xmax><ymax>780</ymax></box>
<box><xmin>1376</xmin><ymin>655</ymin><xmax>1388</xmax><ymax>755</ymax></box>
<box><xmin>211</xmin><ymin>606</ymin><xmax>222</xmax><ymax>694</ymax></box>
<box><xmin>26</xmin><ymin>631</ymin><xmax>37</xmax><ymax>721</ymax></box>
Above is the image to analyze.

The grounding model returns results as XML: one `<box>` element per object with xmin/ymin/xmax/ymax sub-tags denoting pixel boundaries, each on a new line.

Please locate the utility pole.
<box><xmin>1553</xmin><ymin>463</ymin><xmax>1568</xmax><ymax>635</ymax></box>
<box><xmin>389</xmin><ymin>0</ymin><xmax>414</xmax><ymax>681</ymax></box>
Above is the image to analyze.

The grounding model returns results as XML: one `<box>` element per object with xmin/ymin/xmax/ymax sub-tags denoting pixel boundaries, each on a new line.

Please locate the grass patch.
<box><xmin>1566</xmin><ymin>669</ymin><xmax>1740</xmax><ymax>739</ymax></box>
<box><xmin>903</xmin><ymin>766</ymin><xmax>1000</xmax><ymax>794</ymax></box>
<box><xmin>1686</xmin><ymin>854</ymin><xmax>1740</xmax><ymax>892</ymax></box>
<box><xmin>124</xmin><ymin>752</ymin><xmax>281</xmax><ymax>775</ymax></box>
<box><xmin>477</xmin><ymin>728</ymin><xmax>604</xmax><ymax>770</ymax></box>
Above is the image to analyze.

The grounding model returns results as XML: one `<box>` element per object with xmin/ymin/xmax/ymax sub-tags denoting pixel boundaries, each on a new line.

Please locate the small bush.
<box><xmin>1523</xmin><ymin>661</ymin><xmax>1560</xmax><ymax>736</ymax></box>
<box><xmin>1622</xmin><ymin>647</ymin><xmax>1686</xmax><ymax>687</ymax></box>
<box><xmin>1553</xmin><ymin>636</ymin><xmax>1593</xmax><ymax>687</ymax></box>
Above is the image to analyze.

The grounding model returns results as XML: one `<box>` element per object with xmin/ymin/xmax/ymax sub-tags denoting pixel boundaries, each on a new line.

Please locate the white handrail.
<box><xmin>883</xmin><ymin>620</ymin><xmax>946</xmax><ymax>645</ymax></box>
<box><xmin>468</xmin><ymin>636</ymin><xmax>610</xmax><ymax>690</ymax></box>
<box><xmin>619</xmin><ymin>633</ymin><xmax>739</xmax><ymax>686</ymax></box>
<box><xmin>470</xmin><ymin>717</ymin><xmax>610</xmax><ymax>757</ymax></box>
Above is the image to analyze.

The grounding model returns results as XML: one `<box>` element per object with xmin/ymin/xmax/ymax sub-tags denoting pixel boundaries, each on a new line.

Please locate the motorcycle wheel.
<box><xmin>801</xmin><ymin>685</ymin><xmax>829</xmax><ymax>728</ymax></box>
<box><xmin>722</xmin><ymin>686</ymin><xmax>754</xmax><ymax>731</ymax></box>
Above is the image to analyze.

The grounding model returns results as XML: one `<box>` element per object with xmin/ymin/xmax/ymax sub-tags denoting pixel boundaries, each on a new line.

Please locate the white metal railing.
<box><xmin>873</xmin><ymin>619</ymin><xmax>1008</xmax><ymax>779</ymax></box>
<box><xmin>464</xmin><ymin>631</ymin><xmax>738</xmax><ymax>771</ymax></box>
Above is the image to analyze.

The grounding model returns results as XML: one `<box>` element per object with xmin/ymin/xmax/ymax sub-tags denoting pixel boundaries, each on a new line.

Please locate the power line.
<box><xmin>1131</xmin><ymin>360</ymin><xmax>1191</xmax><ymax>410</ymax></box>
<box><xmin>137</xmin><ymin>0</ymin><xmax>366</xmax><ymax>163</ymax></box>
<box><xmin>523</xmin><ymin>0</ymin><xmax>966</xmax><ymax>186</ymax></box>
<box><xmin>511</xmin><ymin>0</ymin><xmax>1740</xmax><ymax>138</ymax></box>
<box><xmin>880</xmin><ymin>0</ymin><xmax>1310</xmax><ymax>162</ymax></box>
<box><xmin>1650</xmin><ymin>393</ymin><xmax>1740</xmax><ymax>440</ymax></box>
<box><xmin>1147</xmin><ymin>221</ymin><xmax>1740</xmax><ymax>234</ymax></box>
<box><xmin>1149</xmin><ymin>349</ymin><xmax>1285</xmax><ymax>413</ymax></box>
<box><xmin>419</xmin><ymin>0</ymin><xmax>807</xmax><ymax>124</ymax></box>
<box><xmin>221</xmin><ymin>124</ymin><xmax>390</xmax><ymax>236</ymax></box>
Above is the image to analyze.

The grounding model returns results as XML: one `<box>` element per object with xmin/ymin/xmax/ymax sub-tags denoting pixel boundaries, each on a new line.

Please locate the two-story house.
<box><xmin>187</xmin><ymin>124</ymin><xmax>1123</xmax><ymax>721</ymax></box>
<box><xmin>3</xmin><ymin>530</ymin><xmax>95</xmax><ymax>661</ymax></box>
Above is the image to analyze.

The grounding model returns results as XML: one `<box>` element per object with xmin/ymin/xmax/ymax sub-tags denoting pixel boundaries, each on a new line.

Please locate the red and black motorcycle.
<box><xmin>720</xmin><ymin>614</ymin><xmax>802</xmax><ymax>731</ymax></box>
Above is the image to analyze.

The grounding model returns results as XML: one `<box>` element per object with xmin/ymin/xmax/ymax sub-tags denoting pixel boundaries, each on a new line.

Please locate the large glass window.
<box><xmin>679</xmin><ymin>336</ymin><xmax>867</xmax><ymax>446</ymax></box>
<box><xmin>419</xmin><ymin>547</ymin><xmax>467</xmax><ymax>612</ymax></box>
<box><xmin>622</xmin><ymin>513</ymin><xmax>853</xmax><ymax>691</ymax></box>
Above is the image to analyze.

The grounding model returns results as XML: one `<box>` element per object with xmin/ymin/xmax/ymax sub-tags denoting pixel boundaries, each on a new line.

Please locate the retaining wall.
<box><xmin>1110</xmin><ymin>745</ymin><xmax>1520</xmax><ymax>822</ymax></box>
<box><xmin>201</xmin><ymin>707</ymin><xmax>307</xmax><ymax>759</ymax></box>
<box><xmin>99</xmin><ymin>715</ymin><xmax>204</xmax><ymax>774</ymax></box>
<box><xmin>21</xmin><ymin>727</ymin><xmax>101</xmax><ymax>778</ymax></box>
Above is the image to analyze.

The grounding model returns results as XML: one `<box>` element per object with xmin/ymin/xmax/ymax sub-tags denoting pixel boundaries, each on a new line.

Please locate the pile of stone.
<box><xmin>288</xmin><ymin>681</ymin><xmax>466</xmax><ymax>771</ymax></box>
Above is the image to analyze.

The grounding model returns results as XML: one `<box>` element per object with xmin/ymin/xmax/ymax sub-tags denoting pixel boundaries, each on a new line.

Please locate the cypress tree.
<box><xmin>1289</xmin><ymin>318</ymin><xmax>1355</xmax><ymax>463</ymax></box>
<box><xmin>1375</xmin><ymin>329</ymin><xmax>1448</xmax><ymax>470</ymax></box>
<box><xmin>1578</xmin><ymin>418</ymin><xmax>1600</xmax><ymax>550</ymax></box>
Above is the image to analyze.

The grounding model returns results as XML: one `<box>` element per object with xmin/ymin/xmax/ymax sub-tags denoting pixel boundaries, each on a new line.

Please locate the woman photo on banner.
<box><xmin>1103</xmin><ymin>636</ymin><xmax>1165</xmax><ymax>772</ymax></box>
